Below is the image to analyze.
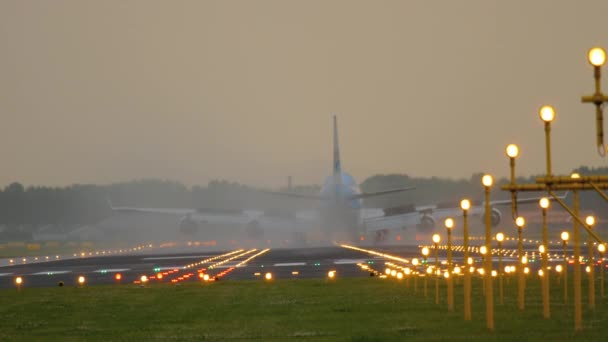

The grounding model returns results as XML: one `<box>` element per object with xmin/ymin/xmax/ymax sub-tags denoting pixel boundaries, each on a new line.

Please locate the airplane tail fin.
<box><xmin>332</xmin><ymin>115</ymin><xmax>342</xmax><ymax>185</ymax></box>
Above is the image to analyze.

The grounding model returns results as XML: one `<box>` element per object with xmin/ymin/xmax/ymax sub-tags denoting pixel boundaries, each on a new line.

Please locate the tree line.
<box><xmin>1</xmin><ymin>166</ymin><xmax>606</xmax><ymax>230</ymax></box>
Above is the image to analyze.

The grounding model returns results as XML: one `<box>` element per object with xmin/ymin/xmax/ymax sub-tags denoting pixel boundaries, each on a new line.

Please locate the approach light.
<box><xmin>571</xmin><ymin>172</ymin><xmax>581</xmax><ymax>179</ymax></box>
<box><xmin>328</xmin><ymin>270</ymin><xmax>336</xmax><ymax>279</ymax></box>
<box><xmin>444</xmin><ymin>218</ymin><xmax>455</xmax><ymax>229</ymax></box>
<box><xmin>524</xmin><ymin>267</ymin><xmax>530</xmax><ymax>274</ymax></box>
<box><xmin>385</xmin><ymin>268</ymin><xmax>392</xmax><ymax>275</ymax></box>
<box><xmin>598</xmin><ymin>244</ymin><xmax>606</xmax><ymax>253</ymax></box>
<box><xmin>556</xmin><ymin>265</ymin><xmax>563</xmax><ymax>273</ymax></box>
<box><xmin>432</xmin><ymin>234</ymin><xmax>441</xmax><ymax>244</ymax></box>
<box><xmin>203</xmin><ymin>274</ymin><xmax>210</xmax><ymax>281</ymax></box>
<box><xmin>460</xmin><ymin>199</ymin><xmax>471</xmax><ymax>211</ymax></box>
<box><xmin>422</xmin><ymin>247</ymin><xmax>430</xmax><ymax>257</ymax></box>
<box><xmin>482</xmin><ymin>174</ymin><xmax>493</xmax><ymax>187</ymax></box>
<box><xmin>140</xmin><ymin>275</ymin><xmax>148</xmax><ymax>283</ymax></box>
<box><xmin>539</xmin><ymin>197</ymin><xmax>550</xmax><ymax>209</ymax></box>
<box><xmin>496</xmin><ymin>233</ymin><xmax>505</xmax><ymax>242</ymax></box>
<box><xmin>492</xmin><ymin>270</ymin><xmax>497</xmax><ymax>277</ymax></box>
<box><xmin>585</xmin><ymin>215</ymin><xmax>596</xmax><ymax>226</ymax></box>
<box><xmin>539</xmin><ymin>245</ymin><xmax>546</xmax><ymax>254</ymax></box>
<box><xmin>397</xmin><ymin>272</ymin><xmax>403</xmax><ymax>280</ymax></box>
<box><xmin>444</xmin><ymin>271</ymin><xmax>450</xmax><ymax>279</ymax></box>
<box><xmin>157</xmin><ymin>273</ymin><xmax>163</xmax><ymax>280</ymax></box>
<box><xmin>115</xmin><ymin>273</ymin><xmax>122</xmax><ymax>281</ymax></box>
<box><xmin>522</xmin><ymin>256</ymin><xmax>528</xmax><ymax>264</ymax></box>
<box><xmin>391</xmin><ymin>270</ymin><xmax>397</xmax><ymax>277</ymax></box>
<box><xmin>412</xmin><ymin>258</ymin><xmax>420</xmax><ymax>266</ymax></box>
<box><xmin>539</xmin><ymin>105</ymin><xmax>556</xmax><ymax>123</ymax></box>
<box><xmin>588</xmin><ymin>47</ymin><xmax>607</xmax><ymax>67</ymax></box>
<box><xmin>480</xmin><ymin>246</ymin><xmax>487</xmax><ymax>255</ymax></box>
<box><xmin>561</xmin><ymin>231</ymin><xmax>570</xmax><ymax>241</ymax></box>
<box><xmin>539</xmin><ymin>269</ymin><xmax>544</xmax><ymax>277</ymax></box>
<box><xmin>15</xmin><ymin>277</ymin><xmax>23</xmax><ymax>286</ymax></box>
<box><xmin>515</xmin><ymin>216</ymin><xmax>525</xmax><ymax>228</ymax></box>
<box><xmin>454</xmin><ymin>266</ymin><xmax>461</xmax><ymax>274</ymax></box>
<box><xmin>586</xmin><ymin>266</ymin><xmax>591</xmax><ymax>273</ymax></box>
<box><xmin>78</xmin><ymin>276</ymin><xmax>86</xmax><ymax>285</ymax></box>
<box><xmin>506</xmin><ymin>144</ymin><xmax>520</xmax><ymax>158</ymax></box>
<box><xmin>265</xmin><ymin>272</ymin><xmax>273</xmax><ymax>280</ymax></box>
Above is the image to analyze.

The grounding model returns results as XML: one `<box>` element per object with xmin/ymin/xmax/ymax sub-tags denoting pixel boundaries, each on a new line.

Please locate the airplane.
<box><xmin>110</xmin><ymin>116</ymin><xmax>554</xmax><ymax>244</ymax></box>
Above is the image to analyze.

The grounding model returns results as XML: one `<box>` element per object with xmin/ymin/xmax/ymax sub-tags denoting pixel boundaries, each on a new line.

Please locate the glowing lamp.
<box><xmin>539</xmin><ymin>105</ymin><xmax>556</xmax><ymax>123</ymax></box>
<box><xmin>588</xmin><ymin>47</ymin><xmax>607</xmax><ymax>67</ymax></box>
<box><xmin>412</xmin><ymin>258</ymin><xmax>419</xmax><ymax>266</ymax></box>
<box><xmin>78</xmin><ymin>276</ymin><xmax>86</xmax><ymax>285</ymax></box>
<box><xmin>496</xmin><ymin>233</ymin><xmax>505</xmax><ymax>242</ymax></box>
<box><xmin>539</xmin><ymin>245</ymin><xmax>546</xmax><ymax>254</ymax></box>
<box><xmin>432</xmin><ymin>234</ymin><xmax>441</xmax><ymax>244</ymax></box>
<box><xmin>515</xmin><ymin>216</ymin><xmax>525</xmax><ymax>228</ymax></box>
<box><xmin>115</xmin><ymin>273</ymin><xmax>122</xmax><ymax>281</ymax></box>
<box><xmin>140</xmin><ymin>275</ymin><xmax>148</xmax><ymax>283</ymax></box>
<box><xmin>480</xmin><ymin>246</ymin><xmax>487</xmax><ymax>255</ymax></box>
<box><xmin>421</xmin><ymin>247</ymin><xmax>430</xmax><ymax>257</ymax></box>
<box><xmin>539</xmin><ymin>197</ymin><xmax>550</xmax><ymax>209</ymax></box>
<box><xmin>460</xmin><ymin>199</ymin><xmax>471</xmax><ymax>211</ymax></box>
<box><xmin>328</xmin><ymin>270</ymin><xmax>336</xmax><ymax>279</ymax></box>
<box><xmin>506</xmin><ymin>144</ymin><xmax>519</xmax><ymax>158</ymax></box>
<box><xmin>444</xmin><ymin>218</ymin><xmax>455</xmax><ymax>229</ymax></box>
<box><xmin>482</xmin><ymin>174</ymin><xmax>493</xmax><ymax>187</ymax></box>
<box><xmin>585</xmin><ymin>215</ymin><xmax>596</xmax><ymax>226</ymax></box>
<box><xmin>556</xmin><ymin>265</ymin><xmax>563</xmax><ymax>273</ymax></box>
<box><xmin>15</xmin><ymin>277</ymin><xmax>23</xmax><ymax>286</ymax></box>
<box><xmin>265</xmin><ymin>272</ymin><xmax>272</xmax><ymax>280</ymax></box>
<box><xmin>561</xmin><ymin>231</ymin><xmax>570</xmax><ymax>241</ymax></box>
<box><xmin>598</xmin><ymin>244</ymin><xmax>606</xmax><ymax>253</ymax></box>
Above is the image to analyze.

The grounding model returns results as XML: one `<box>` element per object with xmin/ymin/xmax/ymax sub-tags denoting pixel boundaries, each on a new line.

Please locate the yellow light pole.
<box><xmin>445</xmin><ymin>218</ymin><xmax>455</xmax><ymax>312</ymax></box>
<box><xmin>506</xmin><ymin>143</ymin><xmax>520</xmax><ymax>218</ymax></box>
<box><xmin>480</xmin><ymin>245</ymin><xmax>488</xmax><ymax>295</ymax></box>
<box><xmin>539</xmin><ymin>197</ymin><xmax>551</xmax><ymax>319</ymax></box>
<box><xmin>496</xmin><ymin>232</ymin><xmax>505</xmax><ymax>305</ymax></box>
<box><xmin>571</xmin><ymin>172</ymin><xmax>583</xmax><ymax>330</ymax></box>
<box><xmin>539</xmin><ymin>105</ymin><xmax>555</xmax><ymax>176</ymax></box>
<box><xmin>581</xmin><ymin>47</ymin><xmax>608</xmax><ymax>155</ymax></box>
<box><xmin>515</xmin><ymin>216</ymin><xmax>526</xmax><ymax>310</ymax></box>
<box><xmin>482</xmin><ymin>174</ymin><xmax>494</xmax><ymax>331</ymax></box>
<box><xmin>412</xmin><ymin>258</ymin><xmax>420</xmax><ymax>294</ymax></box>
<box><xmin>586</xmin><ymin>215</ymin><xmax>596</xmax><ymax>310</ymax></box>
<box><xmin>598</xmin><ymin>243</ymin><xmax>606</xmax><ymax>298</ymax></box>
<box><xmin>432</xmin><ymin>233</ymin><xmax>441</xmax><ymax>305</ymax></box>
<box><xmin>422</xmin><ymin>247</ymin><xmax>430</xmax><ymax>298</ymax></box>
<box><xmin>561</xmin><ymin>231</ymin><xmax>570</xmax><ymax>304</ymax></box>
<box><xmin>461</xmin><ymin>199</ymin><xmax>472</xmax><ymax>321</ymax></box>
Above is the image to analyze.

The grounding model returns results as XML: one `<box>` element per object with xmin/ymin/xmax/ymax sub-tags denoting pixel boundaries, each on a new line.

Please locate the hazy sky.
<box><xmin>1</xmin><ymin>0</ymin><xmax>607</xmax><ymax>188</ymax></box>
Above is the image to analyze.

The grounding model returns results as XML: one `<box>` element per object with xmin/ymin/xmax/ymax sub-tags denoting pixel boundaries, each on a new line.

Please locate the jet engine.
<box><xmin>481</xmin><ymin>208</ymin><xmax>502</xmax><ymax>227</ymax></box>
<box><xmin>417</xmin><ymin>215</ymin><xmax>436</xmax><ymax>232</ymax></box>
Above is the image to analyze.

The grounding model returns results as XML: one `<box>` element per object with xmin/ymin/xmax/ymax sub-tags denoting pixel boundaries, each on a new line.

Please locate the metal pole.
<box><xmin>447</xmin><ymin>228</ymin><xmax>454</xmax><ymax>312</ymax></box>
<box><xmin>484</xmin><ymin>187</ymin><xmax>494</xmax><ymax>331</ymax></box>
<box><xmin>542</xmin><ymin>207</ymin><xmax>550</xmax><ymax>319</ymax></box>
<box><xmin>518</xmin><ymin>227</ymin><xmax>525</xmax><ymax>310</ymax></box>
<box><xmin>499</xmin><ymin>241</ymin><xmax>503</xmax><ymax>305</ymax></box>
<box><xmin>435</xmin><ymin>242</ymin><xmax>439</xmax><ymax>305</ymax></box>
<box><xmin>589</xmin><ymin>232</ymin><xmax>596</xmax><ymax>310</ymax></box>
<box><xmin>463</xmin><ymin>210</ymin><xmax>471</xmax><ymax>321</ymax></box>
<box><xmin>573</xmin><ymin>190</ymin><xmax>582</xmax><ymax>330</ymax></box>
<box><xmin>545</xmin><ymin>121</ymin><xmax>552</xmax><ymax>177</ymax></box>
<box><xmin>564</xmin><ymin>241</ymin><xmax>568</xmax><ymax>304</ymax></box>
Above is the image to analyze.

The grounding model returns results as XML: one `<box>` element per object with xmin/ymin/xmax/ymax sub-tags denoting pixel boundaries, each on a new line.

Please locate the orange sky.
<box><xmin>1</xmin><ymin>1</ymin><xmax>607</xmax><ymax>187</ymax></box>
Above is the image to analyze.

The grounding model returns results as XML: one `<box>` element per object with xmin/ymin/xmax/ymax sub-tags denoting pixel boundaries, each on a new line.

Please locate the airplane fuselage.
<box><xmin>319</xmin><ymin>172</ymin><xmax>363</xmax><ymax>236</ymax></box>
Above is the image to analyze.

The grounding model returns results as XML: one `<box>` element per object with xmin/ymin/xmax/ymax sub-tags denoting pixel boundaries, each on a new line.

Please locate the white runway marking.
<box><xmin>333</xmin><ymin>259</ymin><xmax>366</xmax><ymax>265</ymax></box>
<box><xmin>29</xmin><ymin>270</ymin><xmax>72</xmax><ymax>275</ymax></box>
<box><xmin>0</xmin><ymin>273</ymin><xmax>13</xmax><ymax>277</ymax></box>
<box><xmin>94</xmin><ymin>268</ymin><xmax>130</xmax><ymax>273</ymax></box>
<box><xmin>273</xmin><ymin>262</ymin><xmax>306</xmax><ymax>266</ymax></box>
<box><xmin>141</xmin><ymin>255</ymin><xmax>212</xmax><ymax>261</ymax></box>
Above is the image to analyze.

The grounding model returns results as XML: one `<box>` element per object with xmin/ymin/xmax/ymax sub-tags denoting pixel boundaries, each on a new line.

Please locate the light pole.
<box><xmin>445</xmin><ymin>218</ymin><xmax>455</xmax><ymax>312</ymax></box>
<box><xmin>412</xmin><ymin>258</ymin><xmax>420</xmax><ymax>294</ymax></box>
<box><xmin>432</xmin><ymin>233</ymin><xmax>441</xmax><ymax>305</ymax></box>
<box><xmin>422</xmin><ymin>247</ymin><xmax>429</xmax><ymax>298</ymax></box>
<box><xmin>480</xmin><ymin>245</ymin><xmax>488</xmax><ymax>295</ymax></box>
<box><xmin>461</xmin><ymin>199</ymin><xmax>472</xmax><ymax>321</ymax></box>
<box><xmin>539</xmin><ymin>197</ymin><xmax>551</xmax><ymax>319</ymax></box>
<box><xmin>496</xmin><ymin>232</ymin><xmax>505</xmax><ymax>305</ymax></box>
<box><xmin>598</xmin><ymin>243</ymin><xmax>606</xmax><ymax>298</ymax></box>
<box><xmin>581</xmin><ymin>47</ymin><xmax>608</xmax><ymax>155</ymax></box>
<box><xmin>571</xmin><ymin>172</ymin><xmax>583</xmax><ymax>330</ymax></box>
<box><xmin>482</xmin><ymin>174</ymin><xmax>494</xmax><ymax>331</ymax></box>
<box><xmin>539</xmin><ymin>105</ymin><xmax>555</xmax><ymax>176</ymax></box>
<box><xmin>561</xmin><ymin>231</ymin><xmax>570</xmax><ymax>304</ymax></box>
<box><xmin>506</xmin><ymin>143</ymin><xmax>520</xmax><ymax>218</ymax></box>
<box><xmin>515</xmin><ymin>216</ymin><xmax>526</xmax><ymax>310</ymax></box>
<box><xmin>586</xmin><ymin>215</ymin><xmax>596</xmax><ymax>310</ymax></box>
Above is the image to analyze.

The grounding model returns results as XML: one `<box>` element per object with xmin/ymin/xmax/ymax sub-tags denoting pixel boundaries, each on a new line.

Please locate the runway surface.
<box><xmin>0</xmin><ymin>242</ymin><xmax>577</xmax><ymax>289</ymax></box>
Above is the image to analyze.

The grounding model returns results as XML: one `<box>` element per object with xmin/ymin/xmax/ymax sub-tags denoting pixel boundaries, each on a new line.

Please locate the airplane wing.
<box><xmin>348</xmin><ymin>187</ymin><xmax>416</xmax><ymax>200</ymax></box>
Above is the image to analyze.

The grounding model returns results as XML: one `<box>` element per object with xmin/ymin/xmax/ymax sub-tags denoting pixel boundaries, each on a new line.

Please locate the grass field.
<box><xmin>1</xmin><ymin>275</ymin><xmax>607</xmax><ymax>341</ymax></box>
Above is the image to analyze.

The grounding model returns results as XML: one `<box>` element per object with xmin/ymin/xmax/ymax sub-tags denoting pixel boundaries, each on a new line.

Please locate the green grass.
<box><xmin>0</xmin><ymin>276</ymin><xmax>607</xmax><ymax>341</ymax></box>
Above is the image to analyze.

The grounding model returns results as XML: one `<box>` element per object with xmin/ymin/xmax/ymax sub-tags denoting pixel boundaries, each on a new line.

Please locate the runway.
<box><xmin>0</xmin><ymin>245</ymin><xmax>425</xmax><ymax>288</ymax></box>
